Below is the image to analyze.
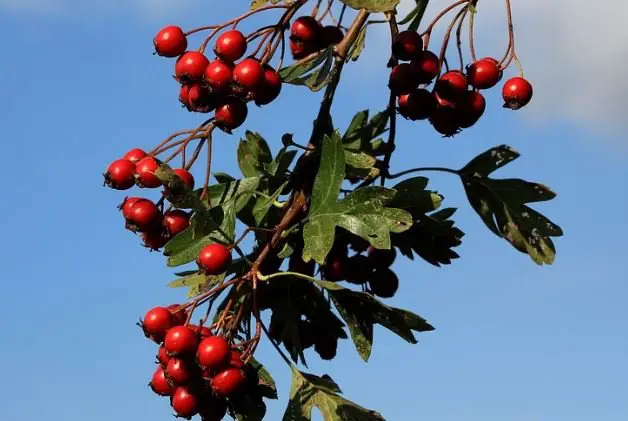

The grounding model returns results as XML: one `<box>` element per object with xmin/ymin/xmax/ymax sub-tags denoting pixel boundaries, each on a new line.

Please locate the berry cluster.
<box><xmin>142</xmin><ymin>305</ymin><xmax>255</xmax><ymax>420</ymax></box>
<box><xmin>288</xmin><ymin>16</ymin><xmax>344</xmax><ymax>59</ymax></box>
<box><xmin>154</xmin><ymin>26</ymin><xmax>283</xmax><ymax>132</ymax></box>
<box><xmin>388</xmin><ymin>30</ymin><xmax>533</xmax><ymax>137</ymax></box>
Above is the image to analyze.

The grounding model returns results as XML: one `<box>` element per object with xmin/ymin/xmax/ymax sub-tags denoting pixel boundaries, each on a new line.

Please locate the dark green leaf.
<box><xmin>253</xmin><ymin>182</ymin><xmax>289</xmax><ymax>225</ymax></box>
<box><xmin>408</xmin><ymin>0</ymin><xmax>430</xmax><ymax>32</ymax></box>
<box><xmin>390</xmin><ymin>176</ymin><xmax>443</xmax><ymax>212</ymax></box>
<box><xmin>200</xmin><ymin>177</ymin><xmax>261</xmax><ymax>211</ymax></box>
<box><xmin>238</xmin><ymin>131</ymin><xmax>272</xmax><ymax>178</ymax></box>
<box><xmin>460</xmin><ymin>144</ymin><xmax>520</xmax><ymax>176</ymax></box>
<box><xmin>279</xmin><ymin>49</ymin><xmax>331</xmax><ymax>83</ymax></box>
<box><xmin>248</xmin><ymin>357</ymin><xmax>278</xmax><ymax>400</ymax></box>
<box><xmin>347</xmin><ymin>25</ymin><xmax>367</xmax><ymax>62</ymax></box>
<box><xmin>292</xmin><ymin>49</ymin><xmax>334</xmax><ymax>92</ymax></box>
<box><xmin>232</xmin><ymin>394</ymin><xmax>267</xmax><ymax>421</ymax></box>
<box><xmin>339</xmin><ymin>0</ymin><xmax>400</xmax><ymax>12</ymax></box>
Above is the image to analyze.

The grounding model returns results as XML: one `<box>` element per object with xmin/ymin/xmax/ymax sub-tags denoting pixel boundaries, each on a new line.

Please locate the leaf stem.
<box><xmin>256</xmin><ymin>270</ymin><xmax>317</xmax><ymax>283</ymax></box>
<box><xmin>386</xmin><ymin>166</ymin><xmax>460</xmax><ymax>179</ymax></box>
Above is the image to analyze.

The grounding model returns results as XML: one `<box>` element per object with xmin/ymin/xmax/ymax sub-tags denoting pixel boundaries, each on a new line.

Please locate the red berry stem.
<box><xmin>468</xmin><ymin>2</ymin><xmax>478</xmax><ymax>61</ymax></box>
<box><xmin>422</xmin><ymin>0</ymin><xmax>469</xmax><ymax>49</ymax></box>
<box><xmin>437</xmin><ymin>7</ymin><xmax>469</xmax><ymax>75</ymax></box>
<box><xmin>455</xmin><ymin>9</ymin><xmax>469</xmax><ymax>72</ymax></box>
<box><xmin>499</xmin><ymin>0</ymin><xmax>520</xmax><ymax>74</ymax></box>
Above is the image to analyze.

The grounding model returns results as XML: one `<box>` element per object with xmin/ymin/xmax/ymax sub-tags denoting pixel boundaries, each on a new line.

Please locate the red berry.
<box><xmin>187</xmin><ymin>84</ymin><xmax>216</xmax><ymax>113</ymax></box>
<box><xmin>189</xmin><ymin>324</ymin><xmax>213</xmax><ymax>339</ymax></box>
<box><xmin>123</xmin><ymin>148</ymin><xmax>147</xmax><ymax>164</ymax></box>
<box><xmin>142</xmin><ymin>306</ymin><xmax>174</xmax><ymax>340</ymax></box>
<box><xmin>229</xmin><ymin>350</ymin><xmax>244</xmax><ymax>368</ymax></box>
<box><xmin>467</xmin><ymin>58</ymin><xmax>502</xmax><ymax>90</ymax></box>
<box><xmin>199</xmin><ymin>395</ymin><xmax>228</xmax><ymax>421</ymax></box>
<box><xmin>322</xmin><ymin>25</ymin><xmax>344</xmax><ymax>47</ymax></box>
<box><xmin>163</xmin><ymin>210</ymin><xmax>190</xmax><ymax>237</ymax></box>
<box><xmin>171</xmin><ymin>386</ymin><xmax>199</xmax><ymax>418</ymax></box>
<box><xmin>104</xmin><ymin>159</ymin><xmax>135</xmax><ymax>190</ymax></box>
<box><xmin>197</xmin><ymin>336</ymin><xmax>230</xmax><ymax>369</ymax></box>
<box><xmin>141</xmin><ymin>229</ymin><xmax>169</xmax><ymax>251</ymax></box>
<box><xmin>368</xmin><ymin>246</ymin><xmax>397</xmax><ymax>268</ymax></box>
<box><xmin>204</xmin><ymin>59</ymin><xmax>234</xmax><ymax>92</ymax></box>
<box><xmin>369</xmin><ymin>267</ymin><xmax>399</xmax><ymax>298</ymax></box>
<box><xmin>397</xmin><ymin>88</ymin><xmax>436</xmax><ymax>120</ymax></box>
<box><xmin>253</xmin><ymin>64</ymin><xmax>282</xmax><ymax>106</ymax></box>
<box><xmin>212</xmin><ymin>368</ymin><xmax>247</xmax><ymax>397</ymax></box>
<box><xmin>323</xmin><ymin>257</ymin><xmax>345</xmax><ymax>282</ymax></box>
<box><xmin>135</xmin><ymin>156</ymin><xmax>162</xmax><ymax>188</ymax></box>
<box><xmin>197</xmin><ymin>243</ymin><xmax>232</xmax><ymax>274</ymax></box>
<box><xmin>233</xmin><ymin>58</ymin><xmax>265</xmax><ymax>90</ymax></box>
<box><xmin>150</xmin><ymin>366</ymin><xmax>173</xmax><ymax>396</ymax></box>
<box><xmin>502</xmin><ymin>76</ymin><xmax>533</xmax><ymax>110</ymax></box>
<box><xmin>172</xmin><ymin>168</ymin><xmax>195</xmax><ymax>190</ymax></box>
<box><xmin>429</xmin><ymin>106</ymin><xmax>461</xmax><ymax>137</ymax></box>
<box><xmin>458</xmin><ymin>91</ymin><xmax>486</xmax><ymax>128</ymax></box>
<box><xmin>411</xmin><ymin>50</ymin><xmax>440</xmax><ymax>83</ymax></box>
<box><xmin>175</xmin><ymin>51</ymin><xmax>210</xmax><ymax>82</ymax></box>
<box><xmin>433</xmin><ymin>91</ymin><xmax>456</xmax><ymax>109</ymax></box>
<box><xmin>165</xmin><ymin>326</ymin><xmax>198</xmax><ymax>356</ymax></box>
<box><xmin>214</xmin><ymin>30</ymin><xmax>247</xmax><ymax>62</ymax></box>
<box><xmin>435</xmin><ymin>70</ymin><xmax>468</xmax><ymax>100</ymax></box>
<box><xmin>166</xmin><ymin>358</ymin><xmax>194</xmax><ymax>385</ymax></box>
<box><xmin>119</xmin><ymin>197</ymin><xmax>142</xmax><ymax>219</ymax></box>
<box><xmin>214</xmin><ymin>98</ymin><xmax>248</xmax><ymax>132</ymax></box>
<box><xmin>392</xmin><ymin>30</ymin><xmax>423</xmax><ymax>61</ymax></box>
<box><xmin>125</xmin><ymin>198</ymin><xmax>161</xmax><ymax>232</ymax></box>
<box><xmin>291</xmin><ymin>16</ymin><xmax>322</xmax><ymax>44</ymax></box>
<box><xmin>388</xmin><ymin>63</ymin><xmax>420</xmax><ymax>95</ymax></box>
<box><xmin>154</xmin><ymin>25</ymin><xmax>187</xmax><ymax>58</ymax></box>
<box><xmin>167</xmin><ymin>304</ymin><xmax>188</xmax><ymax>326</ymax></box>
<box><xmin>179</xmin><ymin>84</ymin><xmax>191</xmax><ymax>107</ymax></box>
<box><xmin>290</xmin><ymin>38</ymin><xmax>316</xmax><ymax>59</ymax></box>
<box><xmin>157</xmin><ymin>345</ymin><xmax>171</xmax><ymax>367</ymax></box>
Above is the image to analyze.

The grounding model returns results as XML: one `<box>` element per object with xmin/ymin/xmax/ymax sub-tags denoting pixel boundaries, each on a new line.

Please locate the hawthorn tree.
<box><xmin>103</xmin><ymin>0</ymin><xmax>562</xmax><ymax>419</ymax></box>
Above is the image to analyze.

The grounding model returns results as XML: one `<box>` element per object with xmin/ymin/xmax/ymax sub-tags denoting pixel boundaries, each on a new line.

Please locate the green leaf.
<box><xmin>238</xmin><ymin>131</ymin><xmax>272</xmax><ymax>178</ymax></box>
<box><xmin>201</xmin><ymin>177</ymin><xmax>261</xmax><ymax>211</ymax></box>
<box><xmin>248</xmin><ymin>357</ymin><xmax>278</xmax><ymax>400</ymax></box>
<box><xmin>293</xmin><ymin>49</ymin><xmax>334</xmax><ymax>92</ymax></box>
<box><xmin>460</xmin><ymin>144</ymin><xmax>520</xmax><ymax>176</ymax></box>
<box><xmin>316</xmin><ymin>281</ymin><xmax>434</xmax><ymax>362</ymax></box>
<box><xmin>339</xmin><ymin>0</ymin><xmax>400</xmax><ymax>12</ymax></box>
<box><xmin>231</xmin><ymin>394</ymin><xmax>267</xmax><ymax>421</ymax></box>
<box><xmin>347</xmin><ymin>25</ymin><xmax>367</xmax><ymax>62</ymax></box>
<box><xmin>253</xmin><ymin>181</ymin><xmax>289</xmax><ymax>225</ymax></box>
<box><xmin>343</xmin><ymin>110</ymin><xmax>389</xmax><ymax>151</ymax></box>
<box><xmin>408</xmin><ymin>0</ymin><xmax>430</xmax><ymax>32</ymax></box>
<box><xmin>249</xmin><ymin>0</ymin><xmax>282</xmax><ymax>10</ymax></box>
<box><xmin>279</xmin><ymin>49</ymin><xmax>331</xmax><ymax>83</ymax></box>
<box><xmin>303</xmin><ymin>134</ymin><xmax>412</xmax><ymax>264</ymax></box>
<box><xmin>283</xmin><ymin>369</ymin><xmax>385</xmax><ymax>421</ymax></box>
<box><xmin>389</xmin><ymin>176</ymin><xmax>443</xmax><ymax>212</ymax></box>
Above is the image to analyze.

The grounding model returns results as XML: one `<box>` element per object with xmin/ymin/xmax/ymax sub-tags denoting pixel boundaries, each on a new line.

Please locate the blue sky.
<box><xmin>1</xmin><ymin>1</ymin><xmax>627</xmax><ymax>421</ymax></box>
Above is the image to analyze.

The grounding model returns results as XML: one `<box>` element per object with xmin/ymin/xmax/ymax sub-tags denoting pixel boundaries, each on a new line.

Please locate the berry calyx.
<box><xmin>166</xmin><ymin>358</ymin><xmax>194</xmax><ymax>385</ymax></box>
<box><xmin>123</xmin><ymin>148</ymin><xmax>147</xmax><ymax>164</ymax></box>
<box><xmin>233</xmin><ymin>58</ymin><xmax>265</xmax><ymax>91</ymax></box>
<box><xmin>153</xmin><ymin>26</ymin><xmax>187</xmax><ymax>58</ymax></box>
<box><xmin>197</xmin><ymin>336</ymin><xmax>231</xmax><ymax>369</ymax></box>
<box><xmin>214</xmin><ymin>30</ymin><xmax>247</xmax><ymax>62</ymax></box>
<box><xmin>290</xmin><ymin>16</ymin><xmax>322</xmax><ymax>44</ymax></box>
<box><xmin>458</xmin><ymin>91</ymin><xmax>486</xmax><ymax>128</ymax></box>
<box><xmin>253</xmin><ymin>64</ymin><xmax>282</xmax><ymax>106</ymax></box>
<box><xmin>175</xmin><ymin>51</ymin><xmax>210</xmax><ymax>82</ymax></box>
<box><xmin>412</xmin><ymin>50</ymin><xmax>440</xmax><ymax>83</ymax></box>
<box><xmin>429</xmin><ymin>106</ymin><xmax>461</xmax><ymax>137</ymax></box>
<box><xmin>435</xmin><ymin>70</ymin><xmax>468</xmax><ymax>100</ymax></box>
<box><xmin>163</xmin><ymin>210</ymin><xmax>190</xmax><ymax>237</ymax></box>
<box><xmin>172</xmin><ymin>168</ymin><xmax>195</xmax><ymax>190</ymax></box>
<box><xmin>322</xmin><ymin>25</ymin><xmax>344</xmax><ymax>47</ymax></box>
<box><xmin>369</xmin><ymin>267</ymin><xmax>399</xmax><ymax>298</ymax></box>
<box><xmin>171</xmin><ymin>386</ymin><xmax>199</xmax><ymax>418</ymax></box>
<box><xmin>467</xmin><ymin>58</ymin><xmax>502</xmax><ymax>90</ymax></box>
<box><xmin>125</xmin><ymin>198</ymin><xmax>161</xmax><ymax>232</ymax></box>
<box><xmin>502</xmin><ymin>76</ymin><xmax>533</xmax><ymax>110</ymax></box>
<box><xmin>204</xmin><ymin>59</ymin><xmax>234</xmax><ymax>92</ymax></box>
<box><xmin>164</xmin><ymin>326</ymin><xmax>198</xmax><ymax>356</ymax></box>
<box><xmin>388</xmin><ymin>63</ymin><xmax>420</xmax><ymax>95</ymax></box>
<box><xmin>397</xmin><ymin>88</ymin><xmax>436</xmax><ymax>120</ymax></box>
<box><xmin>135</xmin><ymin>156</ymin><xmax>162</xmax><ymax>188</ymax></box>
<box><xmin>150</xmin><ymin>366</ymin><xmax>173</xmax><ymax>396</ymax></box>
<box><xmin>211</xmin><ymin>368</ymin><xmax>247</xmax><ymax>397</ymax></box>
<box><xmin>214</xmin><ymin>97</ymin><xmax>248</xmax><ymax>132</ymax></box>
<box><xmin>104</xmin><ymin>159</ymin><xmax>136</xmax><ymax>190</ymax></box>
<box><xmin>392</xmin><ymin>30</ymin><xmax>423</xmax><ymax>61</ymax></box>
<box><xmin>142</xmin><ymin>306</ymin><xmax>174</xmax><ymax>340</ymax></box>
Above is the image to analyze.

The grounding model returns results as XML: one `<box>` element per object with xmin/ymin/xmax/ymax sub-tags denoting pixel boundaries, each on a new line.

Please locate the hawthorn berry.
<box><xmin>171</xmin><ymin>386</ymin><xmax>199</xmax><ymax>418</ymax></box>
<box><xmin>397</xmin><ymin>88</ymin><xmax>436</xmax><ymax>120</ymax></box>
<box><xmin>412</xmin><ymin>50</ymin><xmax>440</xmax><ymax>83</ymax></box>
<box><xmin>233</xmin><ymin>58</ymin><xmax>265</xmax><ymax>90</ymax></box>
<box><xmin>467</xmin><ymin>58</ymin><xmax>502</xmax><ymax>90</ymax></box>
<box><xmin>153</xmin><ymin>25</ymin><xmax>187</xmax><ymax>58</ymax></box>
<box><xmin>172</xmin><ymin>168</ymin><xmax>195</xmax><ymax>190</ymax></box>
<box><xmin>167</xmin><ymin>304</ymin><xmax>188</xmax><ymax>326</ymax></box>
<box><xmin>289</xmin><ymin>38</ymin><xmax>316</xmax><ymax>59</ymax></box>
<box><xmin>189</xmin><ymin>324</ymin><xmax>213</xmax><ymax>339</ymax></box>
<box><xmin>163</xmin><ymin>210</ymin><xmax>190</xmax><ymax>237</ymax></box>
<box><xmin>142</xmin><ymin>306</ymin><xmax>174</xmax><ymax>340</ymax></box>
<box><xmin>141</xmin><ymin>230</ymin><xmax>169</xmax><ymax>251</ymax></box>
<box><xmin>322</xmin><ymin>25</ymin><xmax>344</xmax><ymax>47</ymax></box>
<box><xmin>502</xmin><ymin>76</ymin><xmax>533</xmax><ymax>110</ymax></box>
<box><xmin>429</xmin><ymin>106</ymin><xmax>461</xmax><ymax>137</ymax></box>
<box><xmin>150</xmin><ymin>366</ymin><xmax>173</xmax><ymax>396</ymax></box>
<box><xmin>119</xmin><ymin>197</ymin><xmax>142</xmax><ymax>219</ymax></box>
<box><xmin>213</xmin><ymin>30</ymin><xmax>247</xmax><ymax>62</ymax></box>
<box><xmin>123</xmin><ymin>148</ymin><xmax>147</xmax><ymax>164</ymax></box>
<box><xmin>104</xmin><ymin>159</ymin><xmax>136</xmax><ymax>190</ymax></box>
<box><xmin>175</xmin><ymin>51</ymin><xmax>210</xmax><ymax>82</ymax></box>
<box><xmin>197</xmin><ymin>243</ymin><xmax>232</xmax><ymax>274</ymax></box>
<box><xmin>458</xmin><ymin>91</ymin><xmax>486</xmax><ymax>128</ymax></box>
<box><xmin>211</xmin><ymin>368</ymin><xmax>247</xmax><ymax>397</ymax></box>
<box><xmin>368</xmin><ymin>246</ymin><xmax>397</xmax><ymax>268</ymax></box>
<box><xmin>197</xmin><ymin>336</ymin><xmax>230</xmax><ymax>369</ymax></box>
<box><xmin>323</xmin><ymin>255</ymin><xmax>346</xmax><ymax>282</ymax></box>
<box><xmin>229</xmin><ymin>350</ymin><xmax>244</xmax><ymax>369</ymax></box>
<box><xmin>392</xmin><ymin>30</ymin><xmax>423</xmax><ymax>61</ymax></box>
<box><xmin>157</xmin><ymin>345</ymin><xmax>171</xmax><ymax>367</ymax></box>
<box><xmin>135</xmin><ymin>156</ymin><xmax>162</xmax><ymax>188</ymax></box>
<box><xmin>199</xmin><ymin>395</ymin><xmax>228</xmax><ymax>421</ymax></box>
<box><xmin>253</xmin><ymin>64</ymin><xmax>282</xmax><ymax>106</ymax></box>
<box><xmin>164</xmin><ymin>325</ymin><xmax>198</xmax><ymax>356</ymax></box>
<box><xmin>125</xmin><ymin>199</ymin><xmax>161</xmax><ymax>232</ymax></box>
<box><xmin>369</xmin><ymin>267</ymin><xmax>399</xmax><ymax>298</ymax></box>
<box><xmin>388</xmin><ymin>63</ymin><xmax>420</xmax><ymax>95</ymax></box>
<box><xmin>204</xmin><ymin>59</ymin><xmax>234</xmax><ymax>92</ymax></box>
<box><xmin>187</xmin><ymin>84</ymin><xmax>217</xmax><ymax>113</ymax></box>
<box><xmin>435</xmin><ymin>70</ymin><xmax>468</xmax><ymax>100</ymax></box>
<box><xmin>345</xmin><ymin>255</ymin><xmax>374</xmax><ymax>284</ymax></box>
<box><xmin>214</xmin><ymin>97</ymin><xmax>248</xmax><ymax>132</ymax></box>
<box><xmin>290</xmin><ymin>16</ymin><xmax>322</xmax><ymax>44</ymax></box>
<box><xmin>433</xmin><ymin>91</ymin><xmax>456</xmax><ymax>109</ymax></box>
<box><xmin>179</xmin><ymin>84</ymin><xmax>191</xmax><ymax>108</ymax></box>
<box><xmin>166</xmin><ymin>358</ymin><xmax>194</xmax><ymax>385</ymax></box>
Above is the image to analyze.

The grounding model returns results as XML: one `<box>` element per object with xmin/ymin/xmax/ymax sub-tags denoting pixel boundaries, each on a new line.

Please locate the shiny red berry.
<box><xmin>165</xmin><ymin>326</ymin><xmax>198</xmax><ymax>356</ymax></box>
<box><xmin>214</xmin><ymin>30</ymin><xmax>247</xmax><ymax>62</ymax></box>
<box><xmin>119</xmin><ymin>197</ymin><xmax>142</xmax><ymax>219</ymax></box>
<box><xmin>167</xmin><ymin>304</ymin><xmax>188</xmax><ymax>326</ymax></box>
<box><xmin>253</xmin><ymin>64</ymin><xmax>282</xmax><ymax>106</ymax></box>
<box><xmin>429</xmin><ymin>107</ymin><xmax>461</xmax><ymax>137</ymax></box>
<box><xmin>214</xmin><ymin>98</ymin><xmax>248</xmax><ymax>132</ymax></box>
<box><xmin>435</xmin><ymin>70</ymin><xmax>468</xmax><ymax>100</ymax></box>
<box><xmin>141</xmin><ymin>230</ymin><xmax>169</xmax><ymax>251</ymax></box>
<box><xmin>458</xmin><ymin>91</ymin><xmax>486</xmax><ymax>128</ymax></box>
<box><xmin>173</xmin><ymin>168</ymin><xmax>195</xmax><ymax>190</ymax></box>
<box><xmin>175</xmin><ymin>51</ymin><xmax>210</xmax><ymax>82</ymax></box>
<box><xmin>290</xmin><ymin>38</ymin><xmax>316</xmax><ymax>59</ymax></box>
<box><xmin>154</xmin><ymin>26</ymin><xmax>187</xmax><ymax>58</ymax></box>
<box><xmin>163</xmin><ymin>210</ymin><xmax>190</xmax><ymax>237</ymax></box>
<box><xmin>187</xmin><ymin>84</ymin><xmax>216</xmax><ymax>113</ymax></box>
<box><xmin>412</xmin><ymin>50</ymin><xmax>440</xmax><ymax>83</ymax></box>
<box><xmin>204</xmin><ymin>59</ymin><xmax>234</xmax><ymax>92</ymax></box>
<box><xmin>322</xmin><ymin>25</ymin><xmax>344</xmax><ymax>46</ymax></box>
<box><xmin>388</xmin><ymin>63</ymin><xmax>420</xmax><ymax>95</ymax></box>
<box><xmin>233</xmin><ymin>58</ymin><xmax>265</xmax><ymax>90</ymax></box>
<box><xmin>123</xmin><ymin>148</ymin><xmax>147</xmax><ymax>164</ymax></box>
<box><xmin>197</xmin><ymin>336</ymin><xmax>231</xmax><ymax>369</ymax></box>
<box><xmin>171</xmin><ymin>386</ymin><xmax>199</xmax><ymax>418</ymax></box>
<box><xmin>212</xmin><ymin>368</ymin><xmax>247</xmax><ymax>397</ymax></box>
<box><xmin>150</xmin><ymin>366</ymin><xmax>173</xmax><ymax>396</ymax></box>
<box><xmin>179</xmin><ymin>84</ymin><xmax>191</xmax><ymax>107</ymax></box>
<box><xmin>135</xmin><ymin>156</ymin><xmax>162</xmax><ymax>188</ymax></box>
<box><xmin>189</xmin><ymin>324</ymin><xmax>213</xmax><ymax>339</ymax></box>
<box><xmin>229</xmin><ymin>350</ymin><xmax>244</xmax><ymax>369</ymax></box>
<box><xmin>125</xmin><ymin>198</ymin><xmax>161</xmax><ymax>232</ymax></box>
<box><xmin>467</xmin><ymin>58</ymin><xmax>502</xmax><ymax>90</ymax></box>
<box><xmin>157</xmin><ymin>345</ymin><xmax>171</xmax><ymax>367</ymax></box>
<box><xmin>197</xmin><ymin>243</ymin><xmax>232</xmax><ymax>274</ymax></box>
<box><xmin>166</xmin><ymin>358</ymin><xmax>194</xmax><ymax>385</ymax></box>
<box><xmin>142</xmin><ymin>306</ymin><xmax>174</xmax><ymax>340</ymax></box>
<box><xmin>502</xmin><ymin>76</ymin><xmax>533</xmax><ymax>110</ymax></box>
<box><xmin>104</xmin><ymin>159</ymin><xmax>135</xmax><ymax>190</ymax></box>
<box><xmin>397</xmin><ymin>88</ymin><xmax>436</xmax><ymax>120</ymax></box>
<box><xmin>290</xmin><ymin>16</ymin><xmax>322</xmax><ymax>43</ymax></box>
<box><xmin>392</xmin><ymin>30</ymin><xmax>423</xmax><ymax>61</ymax></box>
